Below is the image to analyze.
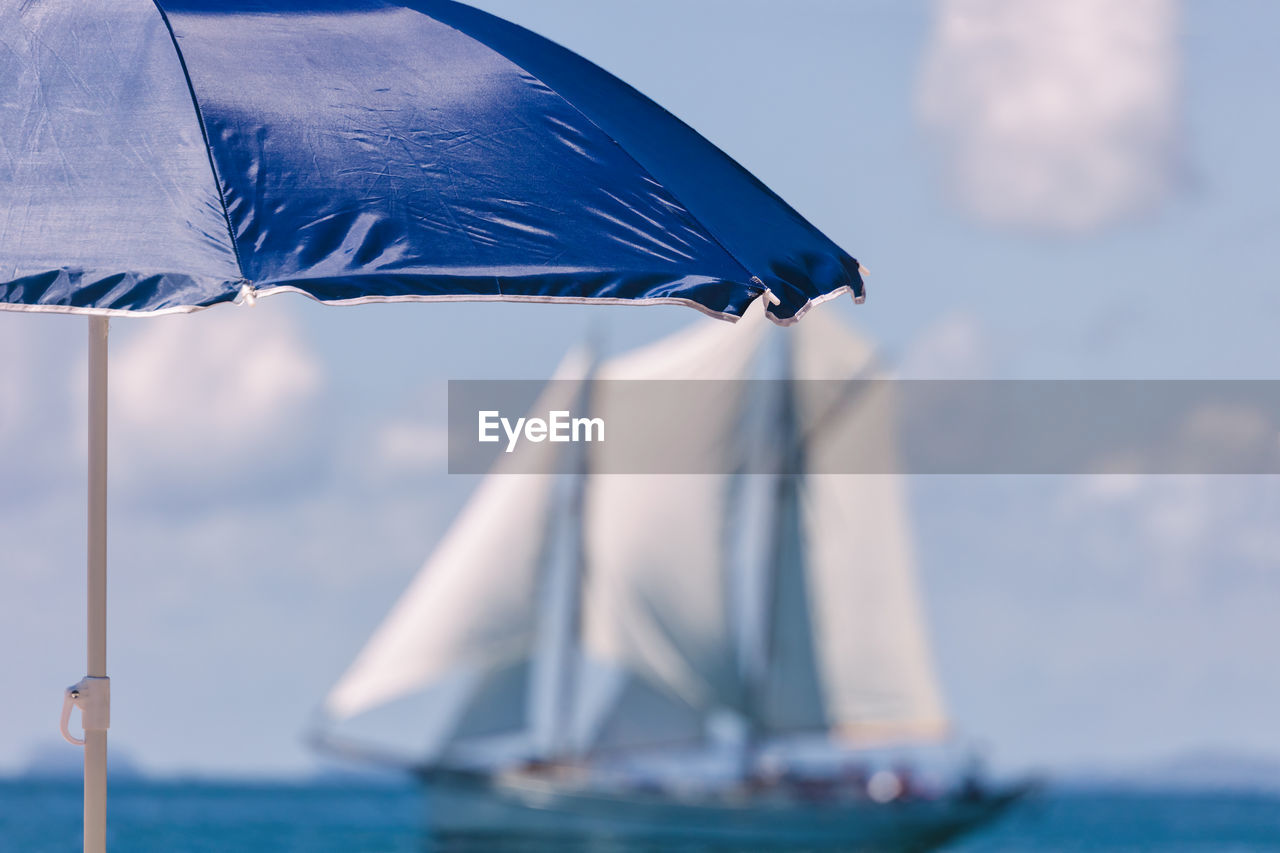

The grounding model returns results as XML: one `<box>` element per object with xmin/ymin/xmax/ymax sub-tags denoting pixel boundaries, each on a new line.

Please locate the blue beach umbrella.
<box><xmin>1</xmin><ymin>1</ymin><xmax>866</xmax><ymax>849</ymax></box>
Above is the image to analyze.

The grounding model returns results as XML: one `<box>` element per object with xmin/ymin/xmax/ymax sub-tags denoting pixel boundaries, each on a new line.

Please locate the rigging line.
<box><xmin>793</xmin><ymin>354</ymin><xmax>894</xmax><ymax>464</ymax></box>
<box><xmin>150</xmin><ymin>1</ymin><xmax>247</xmax><ymax>284</ymax></box>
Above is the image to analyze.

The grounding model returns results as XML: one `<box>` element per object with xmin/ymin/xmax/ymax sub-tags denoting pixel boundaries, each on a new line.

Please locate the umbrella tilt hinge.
<box><xmin>60</xmin><ymin>676</ymin><xmax>110</xmax><ymax>747</ymax></box>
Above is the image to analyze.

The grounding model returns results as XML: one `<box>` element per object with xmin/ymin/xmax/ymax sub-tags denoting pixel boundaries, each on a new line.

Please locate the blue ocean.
<box><xmin>1</xmin><ymin>779</ymin><xmax>1278</xmax><ymax>852</ymax></box>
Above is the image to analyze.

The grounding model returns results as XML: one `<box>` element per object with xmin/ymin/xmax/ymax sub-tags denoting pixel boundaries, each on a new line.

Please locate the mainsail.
<box><xmin>322</xmin><ymin>303</ymin><xmax>948</xmax><ymax>767</ymax></box>
<box><xmin>575</xmin><ymin>306</ymin><xmax>769</xmax><ymax>752</ymax></box>
<box><xmin>755</xmin><ymin>310</ymin><xmax>948</xmax><ymax>742</ymax></box>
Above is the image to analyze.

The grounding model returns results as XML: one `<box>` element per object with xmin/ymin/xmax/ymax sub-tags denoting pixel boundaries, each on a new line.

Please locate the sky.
<box><xmin>1</xmin><ymin>0</ymin><xmax>1279</xmax><ymax>779</ymax></box>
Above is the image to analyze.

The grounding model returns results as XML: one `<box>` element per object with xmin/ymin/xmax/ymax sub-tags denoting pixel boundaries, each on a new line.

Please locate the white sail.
<box><xmin>779</xmin><ymin>309</ymin><xmax>948</xmax><ymax>740</ymax></box>
<box><xmin>753</xmin><ymin>472</ymin><xmax>828</xmax><ymax>732</ymax></box>
<box><xmin>323</xmin><ymin>302</ymin><xmax>948</xmax><ymax>766</ymax></box>
<box><xmin>324</xmin><ymin>353</ymin><xmax>590</xmax><ymax>727</ymax></box>
<box><xmin>577</xmin><ymin>304</ymin><xmax>768</xmax><ymax>751</ymax></box>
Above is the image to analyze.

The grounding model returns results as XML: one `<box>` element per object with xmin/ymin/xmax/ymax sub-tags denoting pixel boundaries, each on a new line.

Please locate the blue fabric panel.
<box><xmin>413</xmin><ymin>0</ymin><xmax>865</xmax><ymax>320</ymax></box>
<box><xmin>0</xmin><ymin>0</ymin><xmax>242</xmax><ymax>312</ymax></box>
<box><xmin>163</xmin><ymin>0</ymin><xmax>761</xmax><ymax>316</ymax></box>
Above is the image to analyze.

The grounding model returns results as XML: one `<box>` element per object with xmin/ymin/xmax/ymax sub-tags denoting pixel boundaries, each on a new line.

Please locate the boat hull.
<box><xmin>423</xmin><ymin>772</ymin><xmax>1023</xmax><ymax>850</ymax></box>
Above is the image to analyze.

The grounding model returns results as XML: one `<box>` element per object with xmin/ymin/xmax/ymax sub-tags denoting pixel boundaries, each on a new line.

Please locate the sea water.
<box><xmin>1</xmin><ymin>779</ymin><xmax>1278</xmax><ymax>852</ymax></box>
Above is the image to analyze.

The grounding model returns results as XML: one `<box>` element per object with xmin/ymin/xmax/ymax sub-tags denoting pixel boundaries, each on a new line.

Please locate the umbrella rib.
<box><xmin>150</xmin><ymin>0</ymin><xmax>247</xmax><ymax>286</ymax></box>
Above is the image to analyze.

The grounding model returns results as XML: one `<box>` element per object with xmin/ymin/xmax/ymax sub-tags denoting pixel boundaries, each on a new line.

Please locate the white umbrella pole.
<box><xmin>84</xmin><ymin>315</ymin><xmax>110</xmax><ymax>853</ymax></box>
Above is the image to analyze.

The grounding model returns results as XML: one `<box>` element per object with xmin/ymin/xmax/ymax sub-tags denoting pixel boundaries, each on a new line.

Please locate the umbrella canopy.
<box><xmin>1</xmin><ymin>0</ymin><xmax>863</xmax><ymax>323</ymax></box>
<box><xmin>2</xmin><ymin>2</ymin><xmax>868</xmax><ymax>851</ymax></box>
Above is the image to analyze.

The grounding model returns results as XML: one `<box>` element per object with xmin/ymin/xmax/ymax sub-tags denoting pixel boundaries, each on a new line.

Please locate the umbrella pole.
<box><xmin>85</xmin><ymin>315</ymin><xmax>109</xmax><ymax>853</ymax></box>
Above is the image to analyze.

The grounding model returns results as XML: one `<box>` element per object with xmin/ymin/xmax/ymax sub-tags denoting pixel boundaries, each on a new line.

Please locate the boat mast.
<box><xmin>738</xmin><ymin>332</ymin><xmax>804</xmax><ymax>778</ymax></box>
<box><xmin>541</xmin><ymin>359</ymin><xmax>596</xmax><ymax>764</ymax></box>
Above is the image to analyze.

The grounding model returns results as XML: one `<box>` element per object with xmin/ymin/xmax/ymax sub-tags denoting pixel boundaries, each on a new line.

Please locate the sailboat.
<box><xmin>315</xmin><ymin>304</ymin><xmax>1024</xmax><ymax>848</ymax></box>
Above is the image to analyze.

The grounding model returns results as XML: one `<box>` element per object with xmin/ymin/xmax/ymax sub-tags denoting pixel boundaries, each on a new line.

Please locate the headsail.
<box><xmin>323</xmin><ymin>352</ymin><xmax>591</xmax><ymax>750</ymax></box>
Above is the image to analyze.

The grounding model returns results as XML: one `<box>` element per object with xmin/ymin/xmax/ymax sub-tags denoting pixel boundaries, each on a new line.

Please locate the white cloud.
<box><xmin>918</xmin><ymin>0</ymin><xmax>1181</xmax><ymax>231</ymax></box>
<box><xmin>1060</xmin><ymin>475</ymin><xmax>1280</xmax><ymax>594</ymax></box>
<box><xmin>897</xmin><ymin>313</ymin><xmax>991</xmax><ymax>378</ymax></box>
<box><xmin>109</xmin><ymin>304</ymin><xmax>323</xmax><ymax>493</ymax></box>
<box><xmin>0</xmin><ymin>314</ymin><xmax>83</xmax><ymax>494</ymax></box>
<box><xmin>372</xmin><ymin>420</ymin><xmax>449</xmax><ymax>476</ymax></box>
<box><xmin>0</xmin><ymin>321</ymin><xmax>27</xmax><ymax>443</ymax></box>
